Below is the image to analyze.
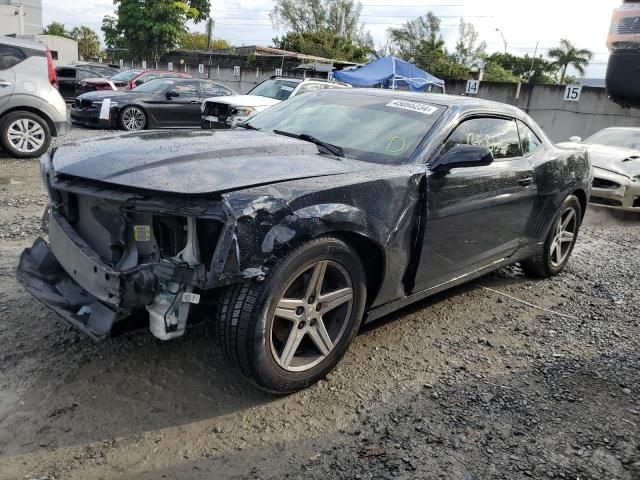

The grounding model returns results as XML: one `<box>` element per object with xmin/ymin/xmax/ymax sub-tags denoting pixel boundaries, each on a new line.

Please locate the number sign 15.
<box><xmin>564</xmin><ymin>84</ymin><xmax>582</xmax><ymax>102</ymax></box>
<box><xmin>466</xmin><ymin>80</ymin><xmax>480</xmax><ymax>95</ymax></box>
<box><xmin>233</xmin><ymin>66</ymin><xmax>240</xmax><ymax>76</ymax></box>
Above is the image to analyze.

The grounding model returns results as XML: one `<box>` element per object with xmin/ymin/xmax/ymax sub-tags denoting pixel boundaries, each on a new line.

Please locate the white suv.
<box><xmin>201</xmin><ymin>76</ymin><xmax>350</xmax><ymax>129</ymax></box>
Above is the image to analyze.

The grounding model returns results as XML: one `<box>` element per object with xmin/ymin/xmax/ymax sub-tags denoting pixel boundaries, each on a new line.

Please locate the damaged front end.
<box><xmin>17</xmin><ymin>154</ymin><xmax>235</xmax><ymax>340</ymax></box>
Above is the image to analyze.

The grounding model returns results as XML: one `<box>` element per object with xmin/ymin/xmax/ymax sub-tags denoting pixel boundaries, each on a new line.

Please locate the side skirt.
<box><xmin>364</xmin><ymin>255</ymin><xmax>519</xmax><ymax>324</ymax></box>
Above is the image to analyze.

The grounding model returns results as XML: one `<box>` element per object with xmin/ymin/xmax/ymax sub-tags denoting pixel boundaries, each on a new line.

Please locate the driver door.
<box><xmin>412</xmin><ymin>116</ymin><xmax>537</xmax><ymax>293</ymax></box>
<box><xmin>154</xmin><ymin>81</ymin><xmax>202</xmax><ymax>127</ymax></box>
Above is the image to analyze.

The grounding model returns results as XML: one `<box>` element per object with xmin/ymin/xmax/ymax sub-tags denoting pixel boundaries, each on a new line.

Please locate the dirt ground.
<box><xmin>0</xmin><ymin>132</ymin><xmax>638</xmax><ymax>480</ymax></box>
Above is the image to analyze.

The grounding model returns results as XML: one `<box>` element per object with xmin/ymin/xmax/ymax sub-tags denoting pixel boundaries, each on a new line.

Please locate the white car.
<box><xmin>558</xmin><ymin>127</ymin><xmax>640</xmax><ymax>212</ymax></box>
<box><xmin>201</xmin><ymin>76</ymin><xmax>350</xmax><ymax>129</ymax></box>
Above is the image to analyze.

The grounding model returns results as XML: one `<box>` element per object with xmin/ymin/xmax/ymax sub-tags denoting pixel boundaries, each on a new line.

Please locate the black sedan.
<box><xmin>18</xmin><ymin>90</ymin><xmax>591</xmax><ymax>393</ymax></box>
<box><xmin>56</xmin><ymin>64</ymin><xmax>121</xmax><ymax>101</ymax></box>
<box><xmin>70</xmin><ymin>78</ymin><xmax>237</xmax><ymax>130</ymax></box>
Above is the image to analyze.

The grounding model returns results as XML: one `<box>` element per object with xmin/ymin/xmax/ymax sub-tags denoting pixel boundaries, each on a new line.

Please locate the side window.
<box><xmin>77</xmin><ymin>69</ymin><xmax>95</xmax><ymax>79</ymax></box>
<box><xmin>0</xmin><ymin>45</ymin><xmax>26</xmax><ymax>70</ymax></box>
<box><xmin>443</xmin><ymin>117</ymin><xmax>523</xmax><ymax>160</ymax></box>
<box><xmin>517</xmin><ymin>120</ymin><xmax>543</xmax><ymax>155</ymax></box>
<box><xmin>169</xmin><ymin>81</ymin><xmax>199</xmax><ymax>97</ymax></box>
<box><xmin>201</xmin><ymin>82</ymin><xmax>227</xmax><ymax>97</ymax></box>
<box><xmin>56</xmin><ymin>68</ymin><xmax>76</xmax><ymax>78</ymax></box>
<box><xmin>295</xmin><ymin>83</ymin><xmax>325</xmax><ymax>96</ymax></box>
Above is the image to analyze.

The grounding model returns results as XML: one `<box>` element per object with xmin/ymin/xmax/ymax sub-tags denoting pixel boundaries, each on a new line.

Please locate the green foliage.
<box><xmin>454</xmin><ymin>19</ymin><xmax>486</xmax><ymax>67</ymax></box>
<box><xmin>178</xmin><ymin>32</ymin><xmax>230</xmax><ymax>50</ymax></box>
<box><xmin>69</xmin><ymin>26</ymin><xmax>101</xmax><ymax>59</ymax></box>
<box><xmin>43</xmin><ymin>22</ymin><xmax>68</xmax><ymax>37</ymax></box>
<box><xmin>270</xmin><ymin>0</ymin><xmax>373</xmax><ymax>61</ymax></box>
<box><xmin>103</xmin><ymin>0</ymin><xmax>211</xmax><ymax>60</ymax></box>
<box><xmin>274</xmin><ymin>29</ymin><xmax>370</xmax><ymax>62</ymax></box>
<box><xmin>547</xmin><ymin>39</ymin><xmax>593</xmax><ymax>84</ymax></box>
<box><xmin>484</xmin><ymin>52</ymin><xmax>557</xmax><ymax>84</ymax></box>
<box><xmin>481</xmin><ymin>60</ymin><xmax>521</xmax><ymax>83</ymax></box>
<box><xmin>388</xmin><ymin>11</ymin><xmax>443</xmax><ymax>60</ymax></box>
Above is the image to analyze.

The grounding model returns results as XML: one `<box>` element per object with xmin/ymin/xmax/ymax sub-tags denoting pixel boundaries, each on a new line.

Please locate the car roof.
<box><xmin>318</xmin><ymin>88</ymin><xmax>528</xmax><ymax>118</ymax></box>
<box><xmin>596</xmin><ymin>126</ymin><xmax>640</xmax><ymax>132</ymax></box>
<box><xmin>0</xmin><ymin>35</ymin><xmax>46</xmax><ymax>51</ymax></box>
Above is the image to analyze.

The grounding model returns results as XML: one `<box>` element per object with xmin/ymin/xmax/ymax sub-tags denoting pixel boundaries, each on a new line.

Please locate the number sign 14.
<box><xmin>564</xmin><ymin>84</ymin><xmax>582</xmax><ymax>102</ymax></box>
<box><xmin>466</xmin><ymin>80</ymin><xmax>480</xmax><ymax>95</ymax></box>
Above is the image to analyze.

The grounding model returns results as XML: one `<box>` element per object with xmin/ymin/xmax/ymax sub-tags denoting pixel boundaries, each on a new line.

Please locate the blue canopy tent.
<box><xmin>333</xmin><ymin>56</ymin><xmax>445</xmax><ymax>92</ymax></box>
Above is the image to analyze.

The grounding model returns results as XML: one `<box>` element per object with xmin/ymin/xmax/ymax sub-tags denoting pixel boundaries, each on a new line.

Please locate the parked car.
<box><xmin>0</xmin><ymin>36</ymin><xmax>69</xmax><ymax>157</ymax></box>
<box><xmin>201</xmin><ymin>76</ymin><xmax>350</xmax><ymax>129</ymax></box>
<box><xmin>18</xmin><ymin>90</ymin><xmax>590</xmax><ymax>393</ymax></box>
<box><xmin>558</xmin><ymin>127</ymin><xmax>640</xmax><ymax>212</ymax></box>
<box><xmin>76</xmin><ymin>68</ymin><xmax>191</xmax><ymax>96</ymax></box>
<box><xmin>71</xmin><ymin>78</ymin><xmax>237</xmax><ymax>130</ymax></box>
<box><xmin>56</xmin><ymin>64</ymin><xmax>121</xmax><ymax>101</ymax></box>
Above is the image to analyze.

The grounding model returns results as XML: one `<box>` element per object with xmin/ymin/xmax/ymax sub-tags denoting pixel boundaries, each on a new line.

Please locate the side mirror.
<box><xmin>135</xmin><ymin>79</ymin><xmax>145</xmax><ymax>86</ymax></box>
<box><xmin>569</xmin><ymin>136</ymin><xmax>582</xmax><ymax>143</ymax></box>
<box><xmin>431</xmin><ymin>144</ymin><xmax>494</xmax><ymax>172</ymax></box>
<box><xmin>166</xmin><ymin>90</ymin><xmax>179</xmax><ymax>99</ymax></box>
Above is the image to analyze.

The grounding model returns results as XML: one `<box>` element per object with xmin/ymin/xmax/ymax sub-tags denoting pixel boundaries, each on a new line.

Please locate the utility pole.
<box><xmin>527</xmin><ymin>41</ymin><xmax>539</xmax><ymax>81</ymax></box>
<box><xmin>206</xmin><ymin>18</ymin><xmax>214</xmax><ymax>50</ymax></box>
<box><xmin>496</xmin><ymin>28</ymin><xmax>508</xmax><ymax>54</ymax></box>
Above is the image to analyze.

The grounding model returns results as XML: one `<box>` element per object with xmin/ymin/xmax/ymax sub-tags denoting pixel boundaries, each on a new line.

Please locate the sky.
<box><xmin>43</xmin><ymin>0</ymin><xmax>619</xmax><ymax>78</ymax></box>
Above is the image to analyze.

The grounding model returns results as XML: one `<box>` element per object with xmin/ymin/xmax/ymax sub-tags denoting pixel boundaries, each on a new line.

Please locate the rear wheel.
<box><xmin>521</xmin><ymin>194</ymin><xmax>582</xmax><ymax>277</ymax></box>
<box><xmin>118</xmin><ymin>106</ymin><xmax>146</xmax><ymax>131</ymax></box>
<box><xmin>0</xmin><ymin>111</ymin><xmax>51</xmax><ymax>158</ymax></box>
<box><xmin>216</xmin><ymin>237</ymin><xmax>367</xmax><ymax>394</ymax></box>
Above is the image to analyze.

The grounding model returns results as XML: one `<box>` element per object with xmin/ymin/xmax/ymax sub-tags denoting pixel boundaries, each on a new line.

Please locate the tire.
<box><xmin>0</xmin><ymin>111</ymin><xmax>51</xmax><ymax>158</ymax></box>
<box><xmin>118</xmin><ymin>106</ymin><xmax>146</xmax><ymax>131</ymax></box>
<box><xmin>521</xmin><ymin>194</ymin><xmax>582</xmax><ymax>278</ymax></box>
<box><xmin>216</xmin><ymin>237</ymin><xmax>367</xmax><ymax>394</ymax></box>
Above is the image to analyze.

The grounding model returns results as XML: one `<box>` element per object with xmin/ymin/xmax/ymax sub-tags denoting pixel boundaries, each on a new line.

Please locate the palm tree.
<box><xmin>69</xmin><ymin>26</ymin><xmax>101</xmax><ymax>60</ymax></box>
<box><xmin>548</xmin><ymin>39</ymin><xmax>593</xmax><ymax>84</ymax></box>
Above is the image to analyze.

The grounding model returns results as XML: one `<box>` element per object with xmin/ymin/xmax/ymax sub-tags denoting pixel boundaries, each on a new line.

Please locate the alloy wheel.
<box><xmin>121</xmin><ymin>107</ymin><xmax>145</xmax><ymax>130</ymax></box>
<box><xmin>550</xmin><ymin>208</ymin><xmax>577</xmax><ymax>267</ymax></box>
<box><xmin>6</xmin><ymin>119</ymin><xmax>45</xmax><ymax>154</ymax></box>
<box><xmin>269</xmin><ymin>260</ymin><xmax>354</xmax><ymax>372</ymax></box>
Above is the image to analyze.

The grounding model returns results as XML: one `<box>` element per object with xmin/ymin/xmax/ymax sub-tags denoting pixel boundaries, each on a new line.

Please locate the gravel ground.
<box><xmin>0</xmin><ymin>129</ymin><xmax>638</xmax><ymax>480</ymax></box>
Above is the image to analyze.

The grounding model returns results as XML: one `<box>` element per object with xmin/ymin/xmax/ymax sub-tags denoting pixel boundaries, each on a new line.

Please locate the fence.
<box><xmin>443</xmin><ymin>80</ymin><xmax>640</xmax><ymax>142</ymax></box>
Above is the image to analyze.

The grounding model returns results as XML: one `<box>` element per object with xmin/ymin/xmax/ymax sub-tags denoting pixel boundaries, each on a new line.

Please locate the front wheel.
<box><xmin>118</xmin><ymin>106</ymin><xmax>146</xmax><ymax>131</ymax></box>
<box><xmin>216</xmin><ymin>237</ymin><xmax>367</xmax><ymax>394</ymax></box>
<box><xmin>521</xmin><ymin>194</ymin><xmax>582</xmax><ymax>277</ymax></box>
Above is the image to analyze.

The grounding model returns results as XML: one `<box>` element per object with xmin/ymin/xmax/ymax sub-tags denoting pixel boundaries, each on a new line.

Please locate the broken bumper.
<box><xmin>17</xmin><ymin>210</ymin><xmax>156</xmax><ymax>339</ymax></box>
<box><xmin>590</xmin><ymin>167</ymin><xmax>640</xmax><ymax>212</ymax></box>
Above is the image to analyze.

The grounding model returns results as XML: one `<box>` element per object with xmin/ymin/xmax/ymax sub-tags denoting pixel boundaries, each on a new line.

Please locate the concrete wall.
<box><xmin>444</xmin><ymin>79</ymin><xmax>640</xmax><ymax>142</ymax></box>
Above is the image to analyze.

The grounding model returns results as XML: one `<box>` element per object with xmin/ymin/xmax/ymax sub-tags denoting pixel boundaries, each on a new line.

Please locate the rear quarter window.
<box><xmin>0</xmin><ymin>45</ymin><xmax>26</xmax><ymax>70</ymax></box>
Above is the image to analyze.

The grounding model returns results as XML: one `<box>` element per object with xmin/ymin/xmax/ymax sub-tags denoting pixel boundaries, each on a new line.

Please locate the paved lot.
<box><xmin>0</xmin><ymin>127</ymin><xmax>638</xmax><ymax>480</ymax></box>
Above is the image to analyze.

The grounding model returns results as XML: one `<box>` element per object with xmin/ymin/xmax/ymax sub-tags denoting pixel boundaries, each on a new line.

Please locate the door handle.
<box><xmin>190</xmin><ymin>100</ymin><xmax>200</xmax><ymax>104</ymax></box>
<box><xmin>518</xmin><ymin>177</ymin><xmax>534</xmax><ymax>186</ymax></box>
<box><xmin>0</xmin><ymin>81</ymin><xmax>11</xmax><ymax>87</ymax></box>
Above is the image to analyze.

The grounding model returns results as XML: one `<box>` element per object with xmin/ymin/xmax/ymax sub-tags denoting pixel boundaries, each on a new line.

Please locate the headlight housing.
<box><xmin>231</xmin><ymin>106</ymin><xmax>256</xmax><ymax>117</ymax></box>
<box><xmin>92</xmin><ymin>100</ymin><xmax>119</xmax><ymax>108</ymax></box>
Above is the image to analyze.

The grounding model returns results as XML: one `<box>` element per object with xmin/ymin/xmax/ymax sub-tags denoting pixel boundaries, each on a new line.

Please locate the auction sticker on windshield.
<box><xmin>386</xmin><ymin>99</ymin><xmax>439</xmax><ymax>115</ymax></box>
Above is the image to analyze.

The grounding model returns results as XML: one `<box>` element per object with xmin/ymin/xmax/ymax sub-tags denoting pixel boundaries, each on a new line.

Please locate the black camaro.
<box><xmin>18</xmin><ymin>90</ymin><xmax>591</xmax><ymax>393</ymax></box>
<box><xmin>70</xmin><ymin>78</ymin><xmax>237</xmax><ymax>130</ymax></box>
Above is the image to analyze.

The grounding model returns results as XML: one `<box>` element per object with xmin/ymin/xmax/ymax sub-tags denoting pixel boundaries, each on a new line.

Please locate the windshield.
<box><xmin>111</xmin><ymin>69</ymin><xmax>142</xmax><ymax>82</ymax></box>
<box><xmin>247</xmin><ymin>91</ymin><xmax>446</xmax><ymax>165</ymax></box>
<box><xmin>586</xmin><ymin>129</ymin><xmax>640</xmax><ymax>150</ymax></box>
<box><xmin>132</xmin><ymin>78</ymin><xmax>176</xmax><ymax>93</ymax></box>
<box><xmin>248</xmin><ymin>79</ymin><xmax>300</xmax><ymax>100</ymax></box>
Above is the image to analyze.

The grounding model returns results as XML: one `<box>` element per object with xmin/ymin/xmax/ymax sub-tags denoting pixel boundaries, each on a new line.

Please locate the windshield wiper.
<box><xmin>236</xmin><ymin>122</ymin><xmax>260</xmax><ymax>131</ymax></box>
<box><xmin>273</xmin><ymin>129</ymin><xmax>344</xmax><ymax>157</ymax></box>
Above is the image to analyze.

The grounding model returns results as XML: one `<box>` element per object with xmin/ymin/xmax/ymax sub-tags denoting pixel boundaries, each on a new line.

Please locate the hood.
<box><xmin>51</xmin><ymin>130</ymin><xmax>375</xmax><ymax>194</ymax></box>
<box><xmin>203</xmin><ymin>95</ymin><xmax>281</xmax><ymax>108</ymax></box>
<box><xmin>564</xmin><ymin>143</ymin><xmax>640</xmax><ymax>178</ymax></box>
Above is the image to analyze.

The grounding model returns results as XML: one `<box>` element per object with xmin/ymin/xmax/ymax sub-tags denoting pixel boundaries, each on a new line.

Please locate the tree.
<box><xmin>547</xmin><ymin>39</ymin><xmax>593</xmax><ymax>84</ymax></box>
<box><xmin>454</xmin><ymin>19</ymin><xmax>486</xmax><ymax>67</ymax></box>
<box><xmin>179</xmin><ymin>32</ymin><xmax>230</xmax><ymax>50</ymax></box>
<box><xmin>481</xmin><ymin>60</ymin><xmax>521</xmax><ymax>83</ymax></box>
<box><xmin>101</xmin><ymin>15</ymin><xmax>126</xmax><ymax>57</ymax></box>
<box><xmin>274</xmin><ymin>29</ymin><xmax>370</xmax><ymax>62</ymax></box>
<box><xmin>484</xmin><ymin>52</ymin><xmax>557</xmax><ymax>84</ymax></box>
<box><xmin>104</xmin><ymin>0</ymin><xmax>211</xmax><ymax>60</ymax></box>
<box><xmin>69</xmin><ymin>26</ymin><xmax>101</xmax><ymax>60</ymax></box>
<box><xmin>388</xmin><ymin>11</ymin><xmax>443</xmax><ymax>60</ymax></box>
<box><xmin>43</xmin><ymin>22</ymin><xmax>68</xmax><ymax>37</ymax></box>
<box><xmin>270</xmin><ymin>0</ymin><xmax>373</xmax><ymax>60</ymax></box>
